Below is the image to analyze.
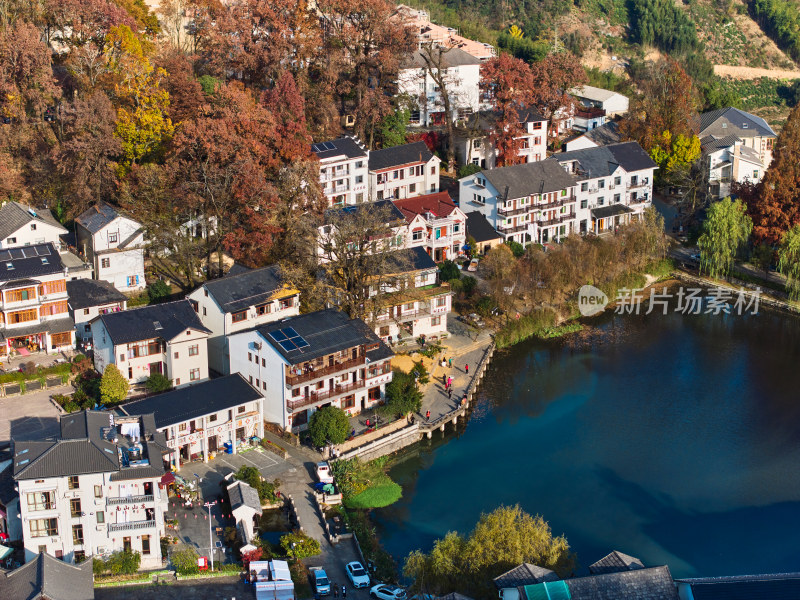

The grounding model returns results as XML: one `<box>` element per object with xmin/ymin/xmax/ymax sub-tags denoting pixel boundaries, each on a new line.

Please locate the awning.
<box><xmin>590</xmin><ymin>204</ymin><xmax>634</xmax><ymax>220</ymax></box>
<box><xmin>160</xmin><ymin>472</ymin><xmax>176</xmax><ymax>486</ymax></box>
<box><xmin>412</xmin><ymin>227</ymin><xmax>425</xmax><ymax>232</ymax></box>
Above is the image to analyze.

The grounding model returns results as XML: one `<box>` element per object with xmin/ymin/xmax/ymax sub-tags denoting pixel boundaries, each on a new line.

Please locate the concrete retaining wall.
<box><xmin>337</xmin><ymin>423</ymin><xmax>421</xmax><ymax>462</ymax></box>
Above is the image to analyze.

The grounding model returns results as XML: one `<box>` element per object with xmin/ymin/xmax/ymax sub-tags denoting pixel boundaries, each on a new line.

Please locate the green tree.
<box><xmin>403</xmin><ymin>505</ymin><xmax>575</xmax><ymax>598</ymax></box>
<box><xmin>457</xmin><ymin>163</ymin><xmax>482</xmax><ymax>178</ymax></box>
<box><xmin>383</xmin><ymin>370</ymin><xmax>423</xmax><ymax>417</ymax></box>
<box><xmin>438</xmin><ymin>260</ymin><xmax>461</xmax><ymax>282</ymax></box>
<box><xmin>308</xmin><ymin>406</ymin><xmax>350</xmax><ymax>448</ymax></box>
<box><xmin>778</xmin><ymin>225</ymin><xmax>800</xmax><ymax>300</ymax></box>
<box><xmin>147</xmin><ymin>280</ymin><xmax>171</xmax><ymax>303</ymax></box>
<box><xmin>145</xmin><ymin>372</ymin><xmax>172</xmax><ymax>393</ymax></box>
<box><xmin>751</xmin><ymin>243</ymin><xmax>774</xmax><ymax>280</ymax></box>
<box><xmin>234</xmin><ymin>465</ymin><xmax>277</xmax><ymax>503</ymax></box>
<box><xmin>649</xmin><ymin>131</ymin><xmax>702</xmax><ymax>186</ymax></box>
<box><xmin>378</xmin><ymin>109</ymin><xmax>410</xmax><ymax>148</ymax></box>
<box><xmin>171</xmin><ymin>546</ymin><xmax>199</xmax><ymax>575</ymax></box>
<box><xmin>698</xmin><ymin>197</ymin><xmax>753</xmax><ymax>279</ymax></box>
<box><xmin>280</xmin><ymin>532</ymin><xmax>321</xmax><ymax>559</ymax></box>
<box><xmin>99</xmin><ymin>364</ymin><xmax>129</xmax><ymax>405</ymax></box>
<box><xmin>505</xmin><ymin>240</ymin><xmax>525</xmax><ymax>258</ymax></box>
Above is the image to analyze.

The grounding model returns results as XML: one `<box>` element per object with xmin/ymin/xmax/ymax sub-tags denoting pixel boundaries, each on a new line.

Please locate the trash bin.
<box><xmin>223</xmin><ymin>442</ymin><xmax>233</xmax><ymax>454</ymax></box>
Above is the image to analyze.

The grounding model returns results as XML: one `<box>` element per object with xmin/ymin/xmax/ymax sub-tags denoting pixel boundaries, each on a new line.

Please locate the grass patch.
<box><xmin>495</xmin><ymin>307</ymin><xmax>557</xmax><ymax>349</ymax></box>
<box><xmin>537</xmin><ymin>323</ymin><xmax>583</xmax><ymax>339</ymax></box>
<box><xmin>331</xmin><ymin>457</ymin><xmax>403</xmax><ymax>509</ymax></box>
<box><xmin>0</xmin><ymin>362</ymin><xmax>71</xmax><ymax>385</ymax></box>
<box><xmin>346</xmin><ymin>481</ymin><xmax>403</xmax><ymax>509</ymax></box>
<box><xmin>645</xmin><ymin>258</ymin><xmax>676</xmax><ymax>280</ymax></box>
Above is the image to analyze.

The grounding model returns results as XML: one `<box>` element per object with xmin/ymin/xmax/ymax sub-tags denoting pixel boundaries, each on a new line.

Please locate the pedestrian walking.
<box><xmin>448</xmin><ymin>387</ymin><xmax>452</xmax><ymax>400</ymax></box>
<box><xmin>426</xmin><ymin>410</ymin><xmax>431</xmax><ymax>421</ymax></box>
<box><xmin>448</xmin><ymin>357</ymin><xmax>453</xmax><ymax>368</ymax></box>
<box><xmin>333</xmin><ymin>584</ymin><xmax>339</xmax><ymax>598</ymax></box>
<box><xmin>442</xmin><ymin>374</ymin><xmax>447</xmax><ymax>386</ymax></box>
<box><xmin>462</xmin><ymin>393</ymin><xmax>467</xmax><ymax>406</ymax></box>
<box><xmin>342</xmin><ymin>584</ymin><xmax>347</xmax><ymax>598</ymax></box>
<box><xmin>465</xmin><ymin>363</ymin><xmax>469</xmax><ymax>374</ymax></box>
<box><xmin>366</xmin><ymin>418</ymin><xmax>370</xmax><ymax>429</ymax></box>
<box><xmin>447</xmin><ymin>376</ymin><xmax>452</xmax><ymax>388</ymax></box>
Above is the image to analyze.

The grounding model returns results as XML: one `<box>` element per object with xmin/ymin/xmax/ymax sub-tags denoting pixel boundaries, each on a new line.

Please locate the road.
<box><xmin>669</xmin><ymin>246</ymin><xmax>787</xmax><ymax>291</ymax></box>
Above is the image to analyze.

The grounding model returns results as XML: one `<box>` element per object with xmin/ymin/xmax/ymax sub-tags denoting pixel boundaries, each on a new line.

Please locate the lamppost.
<box><xmin>204</xmin><ymin>500</ymin><xmax>217</xmax><ymax>571</ymax></box>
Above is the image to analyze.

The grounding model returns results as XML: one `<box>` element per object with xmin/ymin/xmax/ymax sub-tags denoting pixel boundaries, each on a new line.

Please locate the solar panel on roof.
<box><xmin>36</xmin><ymin>245</ymin><xmax>50</xmax><ymax>256</ymax></box>
<box><xmin>270</xmin><ymin>330</ymin><xmax>287</xmax><ymax>342</ymax></box>
<box><xmin>283</xmin><ymin>327</ymin><xmax>299</xmax><ymax>338</ymax></box>
<box><xmin>9</xmin><ymin>248</ymin><xmax>23</xmax><ymax>259</ymax></box>
<box><xmin>279</xmin><ymin>340</ymin><xmax>296</xmax><ymax>352</ymax></box>
<box><xmin>294</xmin><ymin>338</ymin><xmax>309</xmax><ymax>349</ymax></box>
<box><xmin>0</xmin><ymin>250</ymin><xmax>9</xmax><ymax>261</ymax></box>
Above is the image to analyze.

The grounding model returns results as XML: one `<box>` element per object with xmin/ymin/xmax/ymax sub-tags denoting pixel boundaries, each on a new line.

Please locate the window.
<box><xmin>68</xmin><ymin>476</ymin><xmax>79</xmax><ymax>490</ymax></box>
<box><xmin>7</xmin><ymin>237</ymin><xmax>16</xmax><ymax>244</ymax></box>
<box><xmin>631</xmin><ymin>176</ymin><xmax>638</xmax><ymax>186</ymax></box>
<box><xmin>255</xmin><ymin>378</ymin><xmax>260</xmax><ymax>387</ymax></box>
<box><xmin>261</xmin><ymin>358</ymin><xmax>266</xmax><ymax>367</ymax></box>
<box><xmin>175</xmin><ymin>378</ymin><xmax>180</xmax><ymax>385</ymax></box>
<box><xmin>377</xmin><ymin>191</ymin><xmax>384</xmax><ymax>200</ymax></box>
<box><xmin>209</xmin><ymin>413</ymin><xmax>217</xmax><ymax>422</ymax></box>
<box><xmin>142</xmin><ymin>535</ymin><xmax>151</xmax><ymax>555</ymax></box>
<box><xmin>356</xmin><ymin>193</ymin><xmax>364</xmax><ymax>203</ymax></box>
<box><xmin>108</xmin><ymin>233</ymin><xmax>118</xmax><ymax>244</ymax></box>
<box><xmin>754</xmin><ymin>170</ymin><xmax>759</xmax><ymax>178</ymax></box>
<box><xmin>72</xmin><ymin>524</ymin><xmax>84</xmax><ymax>545</ymax></box>
<box><xmin>8</xmin><ymin>309</ymin><xmax>36</xmax><ymax>324</ymax></box>
<box><xmin>409</xmin><ymin>183</ymin><xmax>416</xmax><ymax>193</ymax></box>
<box><xmin>238</xmin><ymin>406</ymin><xmax>246</xmax><ymax>414</ymax></box>
<box><xmin>123</xmin><ymin>537</ymin><xmax>131</xmax><ymax>552</ymax></box>
<box><xmin>74</xmin><ymin>551</ymin><xmax>86</xmax><ymax>563</ymax></box>
<box><xmin>392</xmin><ymin>170</ymin><xmax>399</xmax><ymax>180</ymax></box>
<box><xmin>174</xmin><ymin>351</ymin><xmax>179</xmax><ymax>359</ymax></box>
<box><xmin>435</xmin><ymin>297</ymin><xmax>447</xmax><ymax>307</ymax></box>
<box><xmin>431</xmin><ymin>316</ymin><xmax>442</xmax><ymax>326</ymax></box>
<box><xmin>179</xmin><ymin>423</ymin><xmax>187</xmax><ymax>431</ymax></box>
<box><xmin>31</xmin><ymin>223</ymin><xmax>37</xmax><ymax>231</ymax></box>
<box><xmin>202</xmin><ymin>307</ymin><xmax>207</xmax><ymax>316</ymax></box>
<box><xmin>27</xmin><ymin>491</ymin><xmax>55</xmax><ymax>511</ymax></box>
<box><xmin>249</xmin><ymin>375</ymin><xmax>253</xmax><ymax>384</ymax></box>
<box><xmin>355</xmin><ymin>161</ymin><xmax>363</xmax><ymax>169</ymax></box>
<box><xmin>453</xmin><ymin>223</ymin><xmax>461</xmax><ymax>233</ymax></box>
<box><xmin>412</xmin><ymin>230</ymin><xmax>424</xmax><ymax>242</ymax></box>
<box><xmin>614</xmin><ymin>176</ymin><xmax>621</xmax><ymax>185</ymax></box>
<box><xmin>379</xmin><ymin>326</ymin><xmax>390</xmax><ymax>337</ymax></box>
<box><xmin>292</xmin><ymin>387</ymin><xmax>300</xmax><ymax>397</ymax></box>
<box><xmin>355</xmin><ymin>175</ymin><xmax>363</xmax><ymax>184</ymax></box>
<box><xmin>614</xmin><ymin>193</ymin><xmax>621</xmax><ymax>203</ymax></box>
<box><xmin>94</xmin><ymin>485</ymin><xmax>102</xmax><ymax>498</ymax></box>
<box><xmin>248</xmin><ymin>352</ymin><xmax>252</xmax><ymax>362</ymax></box>
<box><xmin>101</xmin><ymin>258</ymin><xmax>110</xmax><ymax>269</ymax></box>
<box><xmin>232</xmin><ymin>310</ymin><xmax>247</xmax><ymax>323</ymax></box>
<box><xmin>341</xmin><ymin>396</ymin><xmax>355</xmax><ymax>409</ymax></box>
<box><xmin>190</xmin><ymin>368</ymin><xmax>200</xmax><ymax>381</ymax></box>
<box><xmin>29</xmin><ymin>518</ymin><xmax>58</xmax><ymax>537</ymax></box>
<box><xmin>599</xmin><ymin>180</ymin><xmax>605</xmax><ymax>189</ymax></box>
<box><xmin>188</xmin><ymin>344</ymin><xmax>199</xmax><ymax>356</ymax></box>
<box><xmin>70</xmin><ymin>498</ymin><xmax>82</xmax><ymax>517</ymax></box>
<box><xmin>580</xmin><ymin>199</ymin><xmax>588</xmax><ymax>209</ymax></box>
<box><xmin>430</xmin><ymin>165</ymin><xmax>436</xmax><ymax>175</ymax></box>
<box><xmin>262</xmin><ymin>381</ymin><xmax>267</xmax><ymax>390</ymax></box>
<box><xmin>126</xmin><ymin>276</ymin><xmax>138</xmax><ymax>288</ymax></box>
<box><xmin>256</xmin><ymin>303</ymin><xmax>272</xmax><ymax>316</ymax></box>
<box><xmin>581</xmin><ymin>182</ymin><xmax>588</xmax><ymax>192</ymax></box>
<box><xmin>280</xmin><ymin>298</ymin><xmax>294</xmax><ymax>310</ymax></box>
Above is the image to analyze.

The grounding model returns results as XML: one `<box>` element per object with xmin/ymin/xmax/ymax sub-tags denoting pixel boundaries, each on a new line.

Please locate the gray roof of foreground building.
<box><xmin>403</xmin><ymin>47</ymin><xmax>482</xmax><ymax>69</ymax></box>
<box><xmin>465</xmin><ymin>211</ymin><xmax>502</xmax><ymax>243</ymax></box>
<box><xmin>311</xmin><ymin>136</ymin><xmax>368</xmax><ymax>161</ymax></box>
<box><xmin>95</xmin><ymin>299</ymin><xmax>210</xmax><ymax>345</ymax></box>
<box><xmin>700</xmin><ymin>134</ymin><xmax>743</xmax><ymax>152</ymax></box>
<box><xmin>0</xmin><ymin>243</ymin><xmax>64</xmax><ymax>282</ymax></box>
<box><xmin>75</xmin><ymin>202</ymin><xmax>128</xmax><ymax>234</ymax></box>
<box><xmin>369</xmin><ymin>141</ymin><xmax>434</xmax><ymax>171</ymax></box>
<box><xmin>698</xmin><ymin>107</ymin><xmax>776</xmax><ymax>139</ymax></box>
<box><xmin>0</xmin><ymin>202</ymin><xmax>67</xmax><ymax>242</ymax></box>
<box><xmin>494</xmin><ymin>563</ymin><xmax>560</xmax><ymax>589</ymax></box>
<box><xmin>482</xmin><ymin>159</ymin><xmax>578</xmax><ymax>200</ymax></box>
<box><xmin>66</xmin><ymin>278</ymin><xmax>127</xmax><ymax>310</ymax></box>
<box><xmin>228</xmin><ymin>480</ymin><xmax>262</xmax><ymax>513</ymax></box>
<box><xmin>566</xmin><ymin>565</ymin><xmax>679</xmax><ymax>600</ymax></box>
<box><xmin>325</xmin><ymin>199</ymin><xmax>406</xmax><ymax>225</ymax></box>
<box><xmin>119</xmin><ymin>374</ymin><xmax>262</xmax><ymax>429</ymax></box>
<box><xmin>202</xmin><ymin>264</ymin><xmax>289</xmax><ymax>314</ymax></box>
<box><xmin>257</xmin><ymin>308</ymin><xmax>391</xmax><ymax>365</ymax></box>
<box><xmin>589</xmin><ymin>550</ymin><xmax>646</xmax><ymax>575</ymax></box>
<box><xmin>570</xmin><ymin>85</ymin><xmax>624</xmax><ymax>103</ymax></box>
<box><xmin>0</xmin><ymin>551</ymin><xmax>94</xmax><ymax>600</ymax></box>
<box><xmin>675</xmin><ymin>572</ymin><xmax>800</xmax><ymax>600</ymax></box>
<box><xmin>555</xmin><ymin>142</ymin><xmax>655</xmax><ymax>180</ymax></box>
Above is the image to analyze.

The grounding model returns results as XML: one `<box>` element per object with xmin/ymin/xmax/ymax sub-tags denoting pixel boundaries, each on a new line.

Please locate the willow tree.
<box><xmin>698</xmin><ymin>197</ymin><xmax>753</xmax><ymax>279</ymax></box>
<box><xmin>778</xmin><ymin>225</ymin><xmax>800</xmax><ymax>300</ymax></box>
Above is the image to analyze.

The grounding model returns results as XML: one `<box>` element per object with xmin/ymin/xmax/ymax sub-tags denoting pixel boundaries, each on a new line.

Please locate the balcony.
<box><xmin>287</xmin><ymin>380</ymin><xmax>366</xmax><ymax>411</ymax></box>
<box><xmin>366</xmin><ymin>363</ymin><xmax>392</xmax><ymax>380</ymax></box>
<box><xmin>107</xmin><ymin>495</ymin><xmax>154</xmax><ymax>506</ymax></box>
<box><xmin>498</xmin><ymin>223</ymin><xmax>529</xmax><ymax>234</ymax></box>
<box><xmin>285</xmin><ymin>356</ymin><xmax>366</xmax><ymax>387</ymax></box>
<box><xmin>629</xmin><ymin>181</ymin><xmax>649</xmax><ymax>189</ymax></box>
<box><xmin>107</xmin><ymin>519</ymin><xmax>157</xmax><ymax>533</ymax></box>
<box><xmin>497</xmin><ymin>205</ymin><xmax>530</xmax><ymax>217</ymax></box>
<box><xmin>537</xmin><ymin>214</ymin><xmax>574</xmax><ymax>227</ymax></box>
<box><xmin>331</xmin><ymin>184</ymin><xmax>349</xmax><ymax>193</ymax></box>
<box><xmin>533</xmin><ymin>196</ymin><xmax>576</xmax><ymax>211</ymax></box>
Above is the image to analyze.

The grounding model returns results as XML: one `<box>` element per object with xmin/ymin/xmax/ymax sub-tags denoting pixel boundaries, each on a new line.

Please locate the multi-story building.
<box><xmin>458</xmin><ymin>160</ymin><xmax>579</xmax><ymax>246</ymax></box>
<box><xmin>311</xmin><ymin>137</ymin><xmax>369</xmax><ymax>207</ymax></box>
<box><xmin>0</xmin><ymin>202</ymin><xmax>68</xmax><ymax>251</ymax></box>
<box><xmin>369</xmin><ymin>141</ymin><xmax>441</xmax><ymax>201</ymax></box>
<box><xmin>394</xmin><ymin>192</ymin><xmax>467</xmax><ymax>262</ymax></box>
<box><xmin>398</xmin><ymin>47</ymin><xmax>483</xmax><ymax>127</ymax></box>
<box><xmin>91</xmin><ymin>299</ymin><xmax>210</xmax><ymax>389</ymax></box>
<box><xmin>66</xmin><ymin>278</ymin><xmax>127</xmax><ymax>345</ymax></box>
<box><xmin>370</xmin><ymin>246</ymin><xmax>451</xmax><ymax>346</ymax></box>
<box><xmin>317</xmin><ymin>200</ymin><xmax>408</xmax><ymax>264</ymax></box>
<box><xmin>0</xmin><ymin>551</ymin><xmax>94</xmax><ymax>599</ymax></box>
<box><xmin>392</xmin><ymin>5</ymin><xmax>496</xmax><ymax>61</ymax></box>
<box><xmin>119</xmin><ymin>374</ymin><xmax>264</xmax><ymax>468</ymax></box>
<box><xmin>698</xmin><ymin>106</ymin><xmax>776</xmax><ymax>169</ymax></box>
<box><xmin>75</xmin><ymin>202</ymin><xmax>146</xmax><ymax>292</ymax></box>
<box><xmin>13</xmin><ymin>410</ymin><xmax>169</xmax><ymax>568</ymax></box>
<box><xmin>573</xmin><ymin>106</ymin><xmax>606</xmax><ymax>133</ymax></box>
<box><xmin>552</xmin><ymin>142</ymin><xmax>657</xmax><ymax>235</ymax></box>
<box><xmin>187</xmin><ymin>266</ymin><xmax>300</xmax><ymax>375</ymax></box>
<box><xmin>0</xmin><ymin>243</ymin><xmax>75</xmax><ymax>362</ymax></box>
<box><xmin>453</xmin><ymin>108</ymin><xmax>548</xmax><ymax>169</ymax></box>
<box><xmin>228</xmin><ymin>309</ymin><xmax>393</xmax><ymax>432</ymax></box>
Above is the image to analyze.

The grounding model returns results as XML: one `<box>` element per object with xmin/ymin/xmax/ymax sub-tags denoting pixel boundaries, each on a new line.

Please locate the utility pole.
<box><xmin>204</xmin><ymin>500</ymin><xmax>217</xmax><ymax>571</ymax></box>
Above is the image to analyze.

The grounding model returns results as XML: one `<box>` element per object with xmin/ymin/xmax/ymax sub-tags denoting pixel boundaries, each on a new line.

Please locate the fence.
<box><xmin>0</xmin><ymin>376</ymin><xmax>68</xmax><ymax>398</ymax></box>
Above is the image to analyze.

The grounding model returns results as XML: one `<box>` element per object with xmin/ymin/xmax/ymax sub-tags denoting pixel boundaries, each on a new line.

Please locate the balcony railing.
<box><xmin>107</xmin><ymin>519</ymin><xmax>157</xmax><ymax>533</ymax></box>
<box><xmin>332</xmin><ymin>184</ymin><xmax>349</xmax><ymax>193</ymax></box>
<box><xmin>287</xmin><ymin>380</ymin><xmax>366</xmax><ymax>411</ymax></box>
<box><xmin>629</xmin><ymin>181</ymin><xmax>649</xmax><ymax>189</ymax></box>
<box><xmin>366</xmin><ymin>363</ymin><xmax>392</xmax><ymax>379</ymax></box>
<box><xmin>498</xmin><ymin>223</ymin><xmax>529</xmax><ymax>234</ymax></box>
<box><xmin>498</xmin><ymin>205</ymin><xmax>530</xmax><ymax>217</ymax></box>
<box><xmin>107</xmin><ymin>495</ymin><xmax>154</xmax><ymax>506</ymax></box>
<box><xmin>286</xmin><ymin>356</ymin><xmax>366</xmax><ymax>387</ymax></box>
<box><xmin>533</xmin><ymin>196</ymin><xmax>576</xmax><ymax>211</ymax></box>
<box><xmin>537</xmin><ymin>214</ymin><xmax>574</xmax><ymax>227</ymax></box>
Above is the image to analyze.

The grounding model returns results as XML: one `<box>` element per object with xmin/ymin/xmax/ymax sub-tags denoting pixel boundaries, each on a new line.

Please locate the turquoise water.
<box><xmin>373</xmin><ymin>307</ymin><xmax>800</xmax><ymax>578</ymax></box>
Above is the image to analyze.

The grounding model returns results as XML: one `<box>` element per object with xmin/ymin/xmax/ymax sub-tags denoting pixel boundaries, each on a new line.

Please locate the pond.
<box><xmin>373</xmin><ymin>303</ymin><xmax>800</xmax><ymax>578</ymax></box>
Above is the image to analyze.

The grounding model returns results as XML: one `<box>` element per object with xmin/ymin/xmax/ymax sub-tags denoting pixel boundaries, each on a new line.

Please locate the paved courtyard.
<box><xmin>0</xmin><ymin>385</ymin><xmax>69</xmax><ymax>442</ymax></box>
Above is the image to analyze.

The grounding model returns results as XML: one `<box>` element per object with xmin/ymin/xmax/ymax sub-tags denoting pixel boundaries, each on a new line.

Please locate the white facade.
<box><xmin>370</xmin><ymin>154</ymin><xmax>441</xmax><ymax>201</ymax></box>
<box><xmin>72</xmin><ymin>300</ymin><xmax>126</xmax><ymax>344</ymax></box>
<box><xmin>573</xmin><ymin>107</ymin><xmax>606</xmax><ymax>133</ymax></box>
<box><xmin>570</xmin><ymin>85</ymin><xmax>630</xmax><ymax>117</ymax></box>
<box><xmin>0</xmin><ymin>202</ymin><xmax>68</xmax><ymax>251</ymax></box>
<box><xmin>454</xmin><ymin>113</ymin><xmax>548</xmax><ymax>169</ymax></box>
<box><xmin>395</xmin><ymin>194</ymin><xmax>468</xmax><ymax>262</ymax></box>
<box><xmin>703</xmin><ymin>141</ymin><xmax>765</xmax><ymax>199</ymax></box>
<box><xmin>312</xmin><ymin>138</ymin><xmax>370</xmax><ymax>207</ymax></box>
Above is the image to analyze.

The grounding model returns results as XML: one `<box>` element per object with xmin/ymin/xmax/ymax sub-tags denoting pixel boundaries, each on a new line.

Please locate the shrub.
<box><xmin>99</xmin><ymin>364</ymin><xmax>129</xmax><ymax>405</ymax></box>
<box><xmin>172</xmin><ymin>546</ymin><xmax>200</xmax><ymax>575</ymax></box>
<box><xmin>410</xmin><ymin>360</ymin><xmax>429</xmax><ymax>385</ymax></box>
<box><xmin>460</xmin><ymin>275</ymin><xmax>477</xmax><ymax>296</ymax></box>
<box><xmin>234</xmin><ymin>466</ymin><xmax>278</xmax><ymax>503</ymax></box>
<box><xmin>280</xmin><ymin>532</ymin><xmax>321</xmax><ymax>559</ymax></box>
<box><xmin>475</xmin><ymin>295</ymin><xmax>494</xmax><ymax>316</ymax></box>
<box><xmin>147</xmin><ymin>280</ymin><xmax>171</xmax><ymax>303</ymax></box>
<box><xmin>145</xmin><ymin>372</ymin><xmax>172</xmax><ymax>393</ymax></box>
<box><xmin>457</xmin><ymin>163</ymin><xmax>482</xmax><ymax>178</ymax></box>
<box><xmin>383</xmin><ymin>370</ymin><xmax>423</xmax><ymax>417</ymax></box>
<box><xmin>308</xmin><ymin>406</ymin><xmax>350</xmax><ymax>448</ymax></box>
<box><xmin>505</xmin><ymin>240</ymin><xmax>525</xmax><ymax>258</ymax></box>
<box><xmin>438</xmin><ymin>260</ymin><xmax>461</xmax><ymax>282</ymax></box>
<box><xmin>103</xmin><ymin>549</ymin><xmax>141</xmax><ymax>575</ymax></box>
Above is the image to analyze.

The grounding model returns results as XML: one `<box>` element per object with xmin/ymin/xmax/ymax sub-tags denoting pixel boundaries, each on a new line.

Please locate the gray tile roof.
<box><xmin>482</xmin><ymin>159</ymin><xmax>578</xmax><ymax>200</ymax></box>
<box><xmin>75</xmin><ymin>202</ymin><xmax>124</xmax><ymax>234</ymax></box>
<box><xmin>369</xmin><ymin>141</ymin><xmax>434</xmax><ymax>171</ymax></box>
<box><xmin>589</xmin><ymin>551</ymin><xmax>645</xmax><ymax>575</ymax></box>
<box><xmin>228</xmin><ymin>480</ymin><xmax>262</xmax><ymax>512</ymax></box>
<box><xmin>698</xmin><ymin>107</ymin><xmax>776</xmax><ymax>139</ymax></box>
<box><xmin>403</xmin><ymin>47</ymin><xmax>483</xmax><ymax>69</ymax></box>
<box><xmin>466</xmin><ymin>211</ymin><xmax>502</xmax><ymax>243</ymax></box>
<box><xmin>566</xmin><ymin>565</ymin><xmax>679</xmax><ymax>600</ymax></box>
<box><xmin>676</xmin><ymin>572</ymin><xmax>800</xmax><ymax>600</ymax></box>
<box><xmin>403</xmin><ymin>246</ymin><xmax>437</xmax><ymax>271</ymax></box>
<box><xmin>0</xmin><ymin>243</ymin><xmax>64</xmax><ymax>282</ymax></box>
<box><xmin>202</xmin><ymin>265</ymin><xmax>289</xmax><ymax>314</ymax></box>
<box><xmin>312</xmin><ymin>136</ymin><xmax>368</xmax><ymax>160</ymax></box>
<box><xmin>700</xmin><ymin>134</ymin><xmax>742</xmax><ymax>152</ymax></box>
<box><xmin>226</xmin><ymin>263</ymin><xmax>252</xmax><ymax>276</ymax></box>
<box><xmin>0</xmin><ymin>202</ymin><xmax>67</xmax><ymax>242</ymax></box>
<box><xmin>95</xmin><ymin>299</ymin><xmax>210</xmax><ymax>345</ymax></box>
<box><xmin>119</xmin><ymin>374</ymin><xmax>262</xmax><ymax>429</ymax></box>
<box><xmin>606</xmin><ymin>141</ymin><xmax>658</xmax><ymax>172</ymax></box>
<box><xmin>494</xmin><ymin>563</ymin><xmax>559</xmax><ymax>589</ymax></box>
<box><xmin>584</xmin><ymin>121</ymin><xmax>622</xmax><ymax>145</ymax></box>
<box><xmin>325</xmin><ymin>199</ymin><xmax>406</xmax><ymax>225</ymax></box>
<box><xmin>67</xmin><ymin>278</ymin><xmax>127</xmax><ymax>310</ymax></box>
<box><xmin>0</xmin><ymin>551</ymin><xmax>94</xmax><ymax>600</ymax></box>
<box><xmin>257</xmin><ymin>309</ymin><xmax>391</xmax><ymax>365</ymax></box>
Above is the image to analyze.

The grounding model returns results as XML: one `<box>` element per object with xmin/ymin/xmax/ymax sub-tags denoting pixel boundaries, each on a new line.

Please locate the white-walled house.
<box><xmin>228</xmin><ymin>309</ymin><xmax>393</xmax><ymax>432</ymax></box>
<box><xmin>393</xmin><ymin>4</ymin><xmax>496</xmax><ymax>61</ymax></box>
<box><xmin>67</xmin><ymin>279</ymin><xmax>127</xmax><ymax>345</ymax></box>
<box><xmin>570</xmin><ymin>85</ymin><xmax>630</xmax><ymax>117</ymax></box>
<box><xmin>75</xmin><ymin>203</ymin><xmax>146</xmax><ymax>292</ymax></box>
<box><xmin>458</xmin><ymin>160</ymin><xmax>579</xmax><ymax>246</ymax></box>
<box><xmin>0</xmin><ymin>202</ymin><xmax>67</xmax><ymax>251</ymax></box>
<box><xmin>394</xmin><ymin>192</ymin><xmax>467</xmax><ymax>262</ymax></box>
<box><xmin>369</xmin><ymin>141</ymin><xmax>441</xmax><ymax>201</ymax></box>
<box><xmin>312</xmin><ymin>137</ymin><xmax>370</xmax><ymax>207</ymax></box>
<box><xmin>13</xmin><ymin>410</ymin><xmax>169</xmax><ymax>569</ymax></box>
<box><xmin>317</xmin><ymin>200</ymin><xmax>409</xmax><ymax>264</ymax></box>
<box><xmin>398</xmin><ymin>47</ymin><xmax>483</xmax><ymax>127</ymax></box>
<box><xmin>0</xmin><ymin>243</ymin><xmax>75</xmax><ymax>362</ymax></box>
<box><xmin>573</xmin><ymin>106</ymin><xmax>606</xmax><ymax>133</ymax></box>
<box><xmin>563</xmin><ymin>121</ymin><xmax>621</xmax><ymax>151</ymax></box>
<box><xmin>453</xmin><ymin>108</ymin><xmax>549</xmax><ymax>169</ymax></box>
<box><xmin>119</xmin><ymin>374</ymin><xmax>264</xmax><ymax>468</ymax></box>
<box><xmin>698</xmin><ymin>106</ymin><xmax>776</xmax><ymax>168</ymax></box>
<box><xmin>187</xmin><ymin>266</ymin><xmax>300</xmax><ymax>376</ymax></box>
<box><xmin>91</xmin><ymin>299</ymin><xmax>210</xmax><ymax>389</ymax></box>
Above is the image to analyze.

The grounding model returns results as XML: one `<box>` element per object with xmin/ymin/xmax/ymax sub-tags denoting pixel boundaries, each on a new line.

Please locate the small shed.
<box><xmin>465</xmin><ymin>211</ymin><xmax>503</xmax><ymax>255</ymax></box>
<box><xmin>251</xmin><ymin>559</ymin><xmax>295</xmax><ymax>600</ymax></box>
<box><xmin>227</xmin><ymin>480</ymin><xmax>262</xmax><ymax>544</ymax></box>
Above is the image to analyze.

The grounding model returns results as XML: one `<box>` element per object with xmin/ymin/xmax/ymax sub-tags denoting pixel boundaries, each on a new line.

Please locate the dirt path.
<box><xmin>714</xmin><ymin>65</ymin><xmax>800</xmax><ymax>79</ymax></box>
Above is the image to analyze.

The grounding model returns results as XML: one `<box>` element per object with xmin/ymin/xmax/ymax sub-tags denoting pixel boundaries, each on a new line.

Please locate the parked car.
<box><xmin>467</xmin><ymin>258</ymin><xmax>479</xmax><ymax>272</ymax></box>
<box><xmin>346</xmin><ymin>561</ymin><xmax>370</xmax><ymax>588</ymax></box>
<box><xmin>311</xmin><ymin>567</ymin><xmax>331</xmax><ymax>596</ymax></box>
<box><xmin>316</xmin><ymin>461</ymin><xmax>334</xmax><ymax>484</ymax></box>
<box><xmin>370</xmin><ymin>583</ymin><xmax>408</xmax><ymax>599</ymax></box>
